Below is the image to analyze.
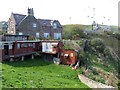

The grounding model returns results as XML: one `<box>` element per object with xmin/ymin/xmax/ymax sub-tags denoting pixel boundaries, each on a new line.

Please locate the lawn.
<box><xmin>2</xmin><ymin>58</ymin><xmax>89</xmax><ymax>88</ymax></box>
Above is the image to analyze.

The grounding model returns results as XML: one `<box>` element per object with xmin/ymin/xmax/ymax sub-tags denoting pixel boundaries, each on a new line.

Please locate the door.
<box><xmin>4</xmin><ymin>45</ymin><xmax>9</xmax><ymax>55</ymax></box>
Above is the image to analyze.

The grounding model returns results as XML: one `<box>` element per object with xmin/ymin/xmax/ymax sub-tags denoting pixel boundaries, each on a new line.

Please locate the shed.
<box><xmin>60</xmin><ymin>49</ymin><xmax>78</xmax><ymax>65</ymax></box>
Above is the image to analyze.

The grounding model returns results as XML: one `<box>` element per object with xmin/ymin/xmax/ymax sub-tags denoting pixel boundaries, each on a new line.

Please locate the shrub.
<box><xmin>86</xmin><ymin>38</ymin><xmax>106</xmax><ymax>54</ymax></box>
<box><xmin>116</xmin><ymin>80</ymin><xmax>120</xmax><ymax>89</ymax></box>
<box><xmin>63</xmin><ymin>40</ymin><xmax>81</xmax><ymax>50</ymax></box>
<box><xmin>103</xmin><ymin>47</ymin><xmax>110</xmax><ymax>57</ymax></box>
<box><xmin>91</xmin><ymin>68</ymin><xmax>99</xmax><ymax>75</ymax></box>
<box><xmin>63</xmin><ymin>24</ymin><xmax>87</xmax><ymax>39</ymax></box>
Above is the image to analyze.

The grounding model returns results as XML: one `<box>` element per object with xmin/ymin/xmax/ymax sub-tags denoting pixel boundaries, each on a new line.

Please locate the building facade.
<box><xmin>7</xmin><ymin>8</ymin><xmax>62</xmax><ymax>40</ymax></box>
<box><xmin>0</xmin><ymin>21</ymin><xmax>8</xmax><ymax>34</ymax></box>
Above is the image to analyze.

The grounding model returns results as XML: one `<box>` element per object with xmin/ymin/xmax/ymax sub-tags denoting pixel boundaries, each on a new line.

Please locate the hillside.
<box><xmin>62</xmin><ymin>24</ymin><xmax>120</xmax><ymax>88</ymax></box>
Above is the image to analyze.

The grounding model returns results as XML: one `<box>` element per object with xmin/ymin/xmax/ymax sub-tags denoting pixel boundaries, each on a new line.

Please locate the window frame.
<box><xmin>43</xmin><ymin>33</ymin><xmax>50</xmax><ymax>38</ymax></box>
<box><xmin>53</xmin><ymin>23</ymin><xmax>57</xmax><ymax>29</ymax></box>
<box><xmin>54</xmin><ymin>33</ymin><xmax>61</xmax><ymax>39</ymax></box>
<box><xmin>33</xmin><ymin>23</ymin><xmax>37</xmax><ymax>28</ymax></box>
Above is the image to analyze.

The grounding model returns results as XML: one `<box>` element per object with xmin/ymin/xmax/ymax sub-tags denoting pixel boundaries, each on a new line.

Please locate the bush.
<box><xmin>116</xmin><ymin>80</ymin><xmax>120</xmax><ymax>89</ymax></box>
<box><xmin>63</xmin><ymin>24</ymin><xmax>87</xmax><ymax>39</ymax></box>
<box><xmin>103</xmin><ymin>47</ymin><xmax>110</xmax><ymax>57</ymax></box>
<box><xmin>114</xmin><ymin>33</ymin><xmax>120</xmax><ymax>40</ymax></box>
<box><xmin>62</xmin><ymin>40</ymin><xmax>81</xmax><ymax>50</ymax></box>
<box><xmin>86</xmin><ymin>38</ymin><xmax>106</xmax><ymax>54</ymax></box>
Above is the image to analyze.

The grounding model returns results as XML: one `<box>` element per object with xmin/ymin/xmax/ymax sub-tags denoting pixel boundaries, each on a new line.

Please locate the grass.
<box><xmin>2</xmin><ymin>58</ymin><xmax>90</xmax><ymax>88</ymax></box>
<box><xmin>86</xmin><ymin>53</ymin><xmax>118</xmax><ymax>73</ymax></box>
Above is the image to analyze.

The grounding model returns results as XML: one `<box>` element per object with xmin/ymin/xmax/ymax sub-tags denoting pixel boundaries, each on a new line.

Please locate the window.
<box><xmin>43</xmin><ymin>22</ymin><xmax>46</xmax><ymax>25</ymax></box>
<box><xmin>18</xmin><ymin>37</ymin><xmax>22</xmax><ymax>41</ymax></box>
<box><xmin>70</xmin><ymin>53</ymin><xmax>74</xmax><ymax>57</ymax></box>
<box><xmin>33</xmin><ymin>23</ymin><xmax>37</xmax><ymax>28</ymax></box>
<box><xmin>21</xmin><ymin>43</ymin><xmax>27</xmax><ymax>48</ymax></box>
<box><xmin>54</xmin><ymin>33</ymin><xmax>61</xmax><ymax>39</ymax></box>
<box><xmin>44</xmin><ymin>33</ymin><xmax>49</xmax><ymax>38</ymax></box>
<box><xmin>42</xmin><ymin>42</ymin><xmax>52</xmax><ymax>52</ymax></box>
<box><xmin>0</xmin><ymin>43</ymin><xmax>4</xmax><ymax>49</ymax></box>
<box><xmin>53</xmin><ymin>23</ymin><xmax>57</xmax><ymax>29</ymax></box>
<box><xmin>19</xmin><ymin>32</ymin><xmax>23</xmax><ymax>35</ymax></box>
<box><xmin>36</xmin><ymin>33</ymin><xmax>40</xmax><ymax>38</ymax></box>
<box><xmin>33</xmin><ymin>43</ymin><xmax>35</xmax><ymax>48</ymax></box>
<box><xmin>17</xmin><ymin>43</ymin><xmax>20</xmax><ymax>49</ymax></box>
<box><xmin>9</xmin><ymin>44</ymin><xmax>13</xmax><ymax>49</ymax></box>
<box><xmin>11</xmin><ymin>31</ymin><xmax>13</xmax><ymax>34</ymax></box>
<box><xmin>28</xmin><ymin>43</ymin><xmax>33</xmax><ymax>47</ymax></box>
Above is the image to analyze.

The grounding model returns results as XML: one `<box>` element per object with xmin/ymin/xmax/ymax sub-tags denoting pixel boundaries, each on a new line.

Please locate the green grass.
<box><xmin>2</xmin><ymin>58</ymin><xmax>89</xmax><ymax>88</ymax></box>
<box><xmin>86</xmin><ymin>53</ymin><xmax>118</xmax><ymax>74</ymax></box>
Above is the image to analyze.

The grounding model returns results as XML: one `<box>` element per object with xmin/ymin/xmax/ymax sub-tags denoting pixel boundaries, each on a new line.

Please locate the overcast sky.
<box><xmin>0</xmin><ymin>0</ymin><xmax>119</xmax><ymax>25</ymax></box>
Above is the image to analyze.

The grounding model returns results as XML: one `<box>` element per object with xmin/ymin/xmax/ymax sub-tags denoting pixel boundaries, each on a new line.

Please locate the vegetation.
<box><xmin>62</xmin><ymin>24</ymin><xmax>120</xmax><ymax>87</ymax></box>
<box><xmin>1</xmin><ymin>24</ymin><xmax>120</xmax><ymax>88</ymax></box>
<box><xmin>63</xmin><ymin>24</ymin><xmax>87</xmax><ymax>39</ymax></box>
<box><xmin>2</xmin><ymin>58</ymin><xmax>89</xmax><ymax>88</ymax></box>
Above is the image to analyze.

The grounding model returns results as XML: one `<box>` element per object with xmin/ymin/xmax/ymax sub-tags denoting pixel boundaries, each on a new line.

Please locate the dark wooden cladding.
<box><xmin>0</xmin><ymin>40</ymin><xmax>62</xmax><ymax>61</ymax></box>
<box><xmin>13</xmin><ymin>41</ymin><xmax>39</xmax><ymax>55</ymax></box>
<box><xmin>0</xmin><ymin>40</ymin><xmax>78</xmax><ymax>65</ymax></box>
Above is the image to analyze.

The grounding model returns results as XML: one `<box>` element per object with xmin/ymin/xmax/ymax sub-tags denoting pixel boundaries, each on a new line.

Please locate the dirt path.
<box><xmin>78</xmin><ymin>74</ymin><xmax>117</xmax><ymax>90</ymax></box>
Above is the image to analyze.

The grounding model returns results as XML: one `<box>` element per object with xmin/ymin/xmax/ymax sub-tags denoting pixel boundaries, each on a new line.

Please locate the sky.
<box><xmin>0</xmin><ymin>0</ymin><xmax>119</xmax><ymax>25</ymax></box>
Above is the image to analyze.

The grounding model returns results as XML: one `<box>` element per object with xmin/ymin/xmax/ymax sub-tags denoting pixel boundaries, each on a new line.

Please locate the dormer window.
<box><xmin>43</xmin><ymin>22</ymin><xmax>46</xmax><ymax>25</ymax></box>
<box><xmin>33</xmin><ymin>23</ymin><xmax>37</xmax><ymax>28</ymax></box>
<box><xmin>53</xmin><ymin>23</ymin><xmax>57</xmax><ymax>29</ymax></box>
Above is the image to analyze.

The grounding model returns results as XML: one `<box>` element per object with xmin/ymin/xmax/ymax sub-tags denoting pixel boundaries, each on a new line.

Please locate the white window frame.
<box><xmin>53</xmin><ymin>23</ymin><xmax>57</xmax><ymax>29</ymax></box>
<box><xmin>54</xmin><ymin>33</ymin><xmax>61</xmax><ymax>39</ymax></box>
<box><xmin>19</xmin><ymin>32</ymin><xmax>23</xmax><ymax>35</ymax></box>
<box><xmin>44</xmin><ymin>33</ymin><xmax>49</xmax><ymax>38</ymax></box>
<box><xmin>17</xmin><ymin>43</ymin><xmax>21</xmax><ymax>49</ymax></box>
<box><xmin>36</xmin><ymin>33</ymin><xmax>40</xmax><ymax>38</ymax></box>
<box><xmin>33</xmin><ymin>23</ymin><xmax>37</xmax><ymax>28</ymax></box>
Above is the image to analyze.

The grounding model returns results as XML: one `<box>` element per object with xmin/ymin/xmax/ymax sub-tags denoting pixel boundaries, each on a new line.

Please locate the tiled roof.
<box><xmin>37</xmin><ymin>19</ymin><xmax>52</xmax><ymax>27</ymax></box>
<box><xmin>13</xmin><ymin>13</ymin><xmax>26</xmax><ymax>25</ymax></box>
<box><xmin>37</xmin><ymin>19</ymin><xmax>62</xmax><ymax>27</ymax></box>
<box><xmin>12</xmin><ymin>13</ymin><xmax>62</xmax><ymax>27</ymax></box>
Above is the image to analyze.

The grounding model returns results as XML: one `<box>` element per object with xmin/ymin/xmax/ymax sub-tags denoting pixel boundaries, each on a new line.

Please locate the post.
<box><xmin>21</xmin><ymin>56</ymin><xmax>24</xmax><ymax>61</ymax></box>
<box><xmin>10</xmin><ymin>58</ymin><xmax>14</xmax><ymax>62</ymax></box>
<box><xmin>32</xmin><ymin>54</ymin><xmax>34</xmax><ymax>59</ymax></box>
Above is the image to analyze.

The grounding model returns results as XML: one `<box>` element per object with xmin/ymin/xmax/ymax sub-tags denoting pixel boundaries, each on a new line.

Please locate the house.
<box><xmin>7</xmin><ymin>8</ymin><xmax>62</xmax><ymax>40</ymax></box>
<box><xmin>100</xmin><ymin>25</ymin><xmax>111</xmax><ymax>31</ymax></box>
<box><xmin>0</xmin><ymin>21</ymin><xmax>8</xmax><ymax>34</ymax></box>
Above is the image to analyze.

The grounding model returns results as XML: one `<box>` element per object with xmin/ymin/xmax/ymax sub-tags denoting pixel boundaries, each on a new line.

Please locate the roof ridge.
<box><xmin>37</xmin><ymin>19</ymin><xmax>53</xmax><ymax>21</ymax></box>
<box><xmin>12</xmin><ymin>13</ymin><xmax>26</xmax><ymax>16</ymax></box>
<box><xmin>18</xmin><ymin>15</ymin><xmax>28</xmax><ymax>25</ymax></box>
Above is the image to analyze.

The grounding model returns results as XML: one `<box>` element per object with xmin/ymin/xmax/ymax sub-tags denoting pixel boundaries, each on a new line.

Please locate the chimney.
<box><xmin>28</xmin><ymin>8</ymin><xmax>34</xmax><ymax>16</ymax></box>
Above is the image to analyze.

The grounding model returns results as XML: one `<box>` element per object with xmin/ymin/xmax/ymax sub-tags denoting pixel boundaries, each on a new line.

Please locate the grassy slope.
<box><xmin>2</xmin><ymin>58</ymin><xmax>89</xmax><ymax>88</ymax></box>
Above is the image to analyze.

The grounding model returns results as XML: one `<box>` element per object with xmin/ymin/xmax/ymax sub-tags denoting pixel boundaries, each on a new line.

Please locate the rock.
<box><xmin>53</xmin><ymin>57</ymin><xmax>60</xmax><ymax>65</ymax></box>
